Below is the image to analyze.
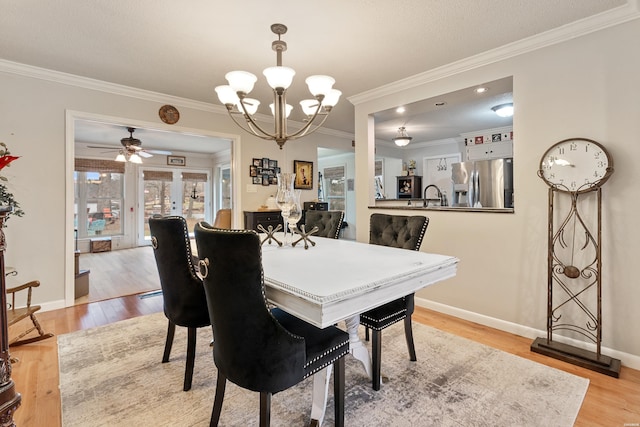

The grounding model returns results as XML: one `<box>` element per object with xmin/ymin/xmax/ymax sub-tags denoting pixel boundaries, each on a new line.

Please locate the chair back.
<box><xmin>305</xmin><ymin>210</ymin><xmax>344</xmax><ymax>239</ymax></box>
<box><xmin>369</xmin><ymin>213</ymin><xmax>428</xmax><ymax>250</ymax></box>
<box><xmin>212</xmin><ymin>209</ymin><xmax>232</xmax><ymax>229</ymax></box>
<box><xmin>149</xmin><ymin>216</ymin><xmax>210</xmax><ymax>328</ymax></box>
<box><xmin>194</xmin><ymin>224</ymin><xmax>306</xmax><ymax>393</ymax></box>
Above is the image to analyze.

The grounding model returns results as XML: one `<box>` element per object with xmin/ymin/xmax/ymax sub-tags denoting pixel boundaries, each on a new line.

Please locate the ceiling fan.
<box><xmin>87</xmin><ymin>127</ymin><xmax>172</xmax><ymax>163</ymax></box>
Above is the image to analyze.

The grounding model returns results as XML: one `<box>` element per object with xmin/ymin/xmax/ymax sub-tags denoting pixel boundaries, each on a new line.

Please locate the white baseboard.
<box><xmin>40</xmin><ymin>299</ymin><xmax>67</xmax><ymax>313</ymax></box>
<box><xmin>416</xmin><ymin>297</ymin><xmax>640</xmax><ymax>371</ymax></box>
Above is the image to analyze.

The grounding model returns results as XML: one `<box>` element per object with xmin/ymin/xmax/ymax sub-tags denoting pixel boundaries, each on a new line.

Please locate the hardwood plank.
<box><xmin>7</xmin><ymin>244</ymin><xmax>640</xmax><ymax>426</ymax></box>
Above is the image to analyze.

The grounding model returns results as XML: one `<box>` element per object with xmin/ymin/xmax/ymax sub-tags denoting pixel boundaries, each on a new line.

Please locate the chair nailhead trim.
<box><xmin>360</xmin><ymin>309</ymin><xmax>407</xmax><ymax>330</ymax></box>
<box><xmin>303</xmin><ymin>344</ymin><xmax>350</xmax><ymax>379</ymax></box>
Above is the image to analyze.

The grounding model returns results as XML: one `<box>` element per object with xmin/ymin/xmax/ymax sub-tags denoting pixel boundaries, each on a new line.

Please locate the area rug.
<box><xmin>58</xmin><ymin>312</ymin><xmax>589</xmax><ymax>426</ymax></box>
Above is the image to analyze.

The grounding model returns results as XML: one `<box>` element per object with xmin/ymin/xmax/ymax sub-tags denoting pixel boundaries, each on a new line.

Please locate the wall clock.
<box><xmin>531</xmin><ymin>137</ymin><xmax>620</xmax><ymax>376</ymax></box>
<box><xmin>538</xmin><ymin>137</ymin><xmax>613</xmax><ymax>193</ymax></box>
<box><xmin>159</xmin><ymin>104</ymin><xmax>180</xmax><ymax>125</ymax></box>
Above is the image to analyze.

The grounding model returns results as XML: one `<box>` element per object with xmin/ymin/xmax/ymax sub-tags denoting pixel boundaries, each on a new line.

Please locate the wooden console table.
<box><xmin>0</xmin><ymin>207</ymin><xmax>21</xmax><ymax>425</ymax></box>
<box><xmin>243</xmin><ymin>210</ymin><xmax>282</xmax><ymax>232</ymax></box>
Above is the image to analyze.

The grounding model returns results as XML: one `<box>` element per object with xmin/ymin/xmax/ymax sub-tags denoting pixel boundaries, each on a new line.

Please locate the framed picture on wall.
<box><xmin>167</xmin><ymin>155</ymin><xmax>186</xmax><ymax>166</ymax></box>
<box><xmin>293</xmin><ymin>160</ymin><xmax>313</xmax><ymax>189</ymax></box>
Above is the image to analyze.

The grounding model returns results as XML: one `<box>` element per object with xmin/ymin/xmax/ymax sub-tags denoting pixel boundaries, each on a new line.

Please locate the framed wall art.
<box><xmin>167</xmin><ymin>155</ymin><xmax>186</xmax><ymax>166</ymax></box>
<box><xmin>249</xmin><ymin>157</ymin><xmax>279</xmax><ymax>185</ymax></box>
<box><xmin>294</xmin><ymin>160</ymin><xmax>313</xmax><ymax>190</ymax></box>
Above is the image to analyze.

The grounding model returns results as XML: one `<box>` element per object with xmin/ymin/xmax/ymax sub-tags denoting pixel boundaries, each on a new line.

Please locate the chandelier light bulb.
<box><xmin>225</xmin><ymin>71</ymin><xmax>257</xmax><ymax>94</ymax></box>
<box><xmin>263</xmin><ymin>66</ymin><xmax>296</xmax><ymax>90</ymax></box>
<box><xmin>238</xmin><ymin>98</ymin><xmax>261</xmax><ymax>115</ymax></box>
<box><xmin>300</xmin><ymin>99</ymin><xmax>320</xmax><ymax>116</ymax></box>
<box><xmin>305</xmin><ymin>75</ymin><xmax>335</xmax><ymax>97</ymax></box>
<box><xmin>215</xmin><ymin>85</ymin><xmax>239</xmax><ymax>105</ymax></box>
<box><xmin>322</xmin><ymin>89</ymin><xmax>342</xmax><ymax>108</ymax></box>
<box><xmin>270</xmin><ymin>103</ymin><xmax>293</xmax><ymax>118</ymax></box>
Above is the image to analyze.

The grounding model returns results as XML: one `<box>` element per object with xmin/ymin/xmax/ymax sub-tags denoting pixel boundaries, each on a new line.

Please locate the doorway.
<box><xmin>68</xmin><ymin>112</ymin><xmax>239</xmax><ymax>307</ymax></box>
<box><xmin>139</xmin><ymin>167</ymin><xmax>210</xmax><ymax>245</ymax></box>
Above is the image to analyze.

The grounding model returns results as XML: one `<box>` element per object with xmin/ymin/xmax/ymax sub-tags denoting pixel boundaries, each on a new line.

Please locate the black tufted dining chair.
<box><xmin>360</xmin><ymin>213</ymin><xmax>429</xmax><ymax>390</ymax></box>
<box><xmin>194</xmin><ymin>223</ymin><xmax>349</xmax><ymax>427</ymax></box>
<box><xmin>304</xmin><ymin>210</ymin><xmax>344</xmax><ymax>239</ymax></box>
<box><xmin>149</xmin><ymin>216</ymin><xmax>211</xmax><ymax>392</ymax></box>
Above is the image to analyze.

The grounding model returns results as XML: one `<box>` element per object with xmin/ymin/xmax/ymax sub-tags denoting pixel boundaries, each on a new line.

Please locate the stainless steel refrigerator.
<box><xmin>451</xmin><ymin>158</ymin><xmax>514</xmax><ymax>208</ymax></box>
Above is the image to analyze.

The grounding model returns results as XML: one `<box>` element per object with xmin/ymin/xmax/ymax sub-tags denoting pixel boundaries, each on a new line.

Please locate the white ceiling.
<box><xmin>0</xmin><ymin>0</ymin><xmax>629</xmax><ymax>151</ymax></box>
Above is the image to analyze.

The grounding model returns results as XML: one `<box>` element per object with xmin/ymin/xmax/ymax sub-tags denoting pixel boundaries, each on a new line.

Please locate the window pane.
<box><xmin>75</xmin><ymin>171</ymin><xmax>124</xmax><ymax>237</ymax></box>
<box><xmin>182</xmin><ymin>179</ymin><xmax>206</xmax><ymax>232</ymax></box>
<box><xmin>143</xmin><ymin>179</ymin><xmax>173</xmax><ymax>238</ymax></box>
<box><xmin>86</xmin><ymin>173</ymin><xmax>123</xmax><ymax>236</ymax></box>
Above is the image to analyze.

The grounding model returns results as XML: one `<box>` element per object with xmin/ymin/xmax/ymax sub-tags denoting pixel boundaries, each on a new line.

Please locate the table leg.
<box><xmin>309</xmin><ymin>315</ymin><xmax>373</xmax><ymax>426</ymax></box>
<box><xmin>344</xmin><ymin>315</ymin><xmax>372</xmax><ymax>379</ymax></box>
<box><xmin>309</xmin><ymin>364</ymin><xmax>332</xmax><ymax>427</ymax></box>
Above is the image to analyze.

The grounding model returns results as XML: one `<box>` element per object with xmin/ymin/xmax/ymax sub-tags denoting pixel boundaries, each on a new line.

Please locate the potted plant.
<box><xmin>0</xmin><ymin>142</ymin><xmax>24</xmax><ymax>221</ymax></box>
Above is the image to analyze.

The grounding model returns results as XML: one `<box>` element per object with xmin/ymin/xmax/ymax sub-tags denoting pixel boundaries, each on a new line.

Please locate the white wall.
<box><xmin>0</xmin><ymin>66</ymin><xmax>352</xmax><ymax>309</ymax></box>
<box><xmin>353</xmin><ymin>18</ymin><xmax>640</xmax><ymax>367</ymax></box>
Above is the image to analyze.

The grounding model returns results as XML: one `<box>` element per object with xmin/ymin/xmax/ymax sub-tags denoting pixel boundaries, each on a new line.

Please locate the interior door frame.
<box><xmin>65</xmin><ymin>110</ymin><xmax>241</xmax><ymax>307</ymax></box>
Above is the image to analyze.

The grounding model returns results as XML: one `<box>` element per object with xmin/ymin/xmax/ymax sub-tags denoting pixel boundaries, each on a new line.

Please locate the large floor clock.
<box><xmin>531</xmin><ymin>137</ymin><xmax>621</xmax><ymax>377</ymax></box>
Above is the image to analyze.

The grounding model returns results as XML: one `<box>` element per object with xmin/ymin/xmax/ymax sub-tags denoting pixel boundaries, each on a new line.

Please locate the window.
<box><xmin>74</xmin><ymin>159</ymin><xmax>125</xmax><ymax>238</ymax></box>
<box><xmin>323</xmin><ymin>165</ymin><xmax>345</xmax><ymax>211</ymax></box>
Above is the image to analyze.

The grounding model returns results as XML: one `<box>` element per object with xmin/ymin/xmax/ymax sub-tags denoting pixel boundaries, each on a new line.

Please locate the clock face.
<box><xmin>539</xmin><ymin>138</ymin><xmax>613</xmax><ymax>193</ymax></box>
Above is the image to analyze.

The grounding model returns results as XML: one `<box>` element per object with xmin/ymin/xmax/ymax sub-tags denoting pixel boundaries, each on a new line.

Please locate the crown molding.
<box><xmin>0</xmin><ymin>58</ymin><xmax>221</xmax><ymax>113</ymax></box>
<box><xmin>0</xmin><ymin>58</ymin><xmax>354</xmax><ymax>141</ymax></box>
<box><xmin>349</xmin><ymin>2</ymin><xmax>640</xmax><ymax>105</ymax></box>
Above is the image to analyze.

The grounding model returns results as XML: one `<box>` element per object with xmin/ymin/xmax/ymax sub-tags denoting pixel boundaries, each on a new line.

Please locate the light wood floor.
<box><xmin>8</xmin><ymin>251</ymin><xmax>640</xmax><ymax>426</ymax></box>
<box><xmin>74</xmin><ymin>246</ymin><xmax>161</xmax><ymax>304</ymax></box>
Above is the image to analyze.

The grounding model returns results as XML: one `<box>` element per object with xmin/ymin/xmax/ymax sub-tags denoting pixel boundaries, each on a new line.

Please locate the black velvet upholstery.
<box><xmin>368</xmin><ymin>213</ymin><xmax>428</xmax><ymax>250</ymax></box>
<box><xmin>304</xmin><ymin>210</ymin><xmax>344</xmax><ymax>239</ymax></box>
<box><xmin>360</xmin><ymin>213</ymin><xmax>429</xmax><ymax>390</ymax></box>
<box><xmin>149</xmin><ymin>216</ymin><xmax>211</xmax><ymax>392</ymax></box>
<box><xmin>194</xmin><ymin>224</ymin><xmax>349</xmax><ymax>427</ymax></box>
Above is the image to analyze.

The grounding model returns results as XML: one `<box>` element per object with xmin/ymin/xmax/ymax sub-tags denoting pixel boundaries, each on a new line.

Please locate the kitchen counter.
<box><xmin>370</xmin><ymin>199</ymin><xmax>513</xmax><ymax>213</ymax></box>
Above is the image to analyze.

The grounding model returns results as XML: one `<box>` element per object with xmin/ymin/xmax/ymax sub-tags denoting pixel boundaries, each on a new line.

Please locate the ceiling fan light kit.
<box><xmin>214</xmin><ymin>23</ymin><xmax>340</xmax><ymax>149</ymax></box>
<box><xmin>90</xmin><ymin>127</ymin><xmax>172</xmax><ymax>164</ymax></box>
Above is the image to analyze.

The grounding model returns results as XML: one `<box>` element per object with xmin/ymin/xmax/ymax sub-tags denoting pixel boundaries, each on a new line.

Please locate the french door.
<box><xmin>138</xmin><ymin>167</ymin><xmax>210</xmax><ymax>245</ymax></box>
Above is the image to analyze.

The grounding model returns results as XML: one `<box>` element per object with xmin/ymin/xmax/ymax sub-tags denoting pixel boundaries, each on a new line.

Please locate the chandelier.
<box><xmin>393</xmin><ymin>127</ymin><xmax>412</xmax><ymax>147</ymax></box>
<box><xmin>215</xmin><ymin>23</ymin><xmax>341</xmax><ymax>149</ymax></box>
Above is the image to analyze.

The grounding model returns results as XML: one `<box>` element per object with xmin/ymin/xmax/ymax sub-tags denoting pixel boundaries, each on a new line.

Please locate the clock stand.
<box><xmin>531</xmin><ymin>138</ymin><xmax>621</xmax><ymax>377</ymax></box>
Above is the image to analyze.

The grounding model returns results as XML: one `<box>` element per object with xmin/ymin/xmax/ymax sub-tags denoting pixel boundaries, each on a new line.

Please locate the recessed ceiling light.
<box><xmin>396</xmin><ymin>106</ymin><xmax>406</xmax><ymax>113</ymax></box>
<box><xmin>475</xmin><ymin>87</ymin><xmax>488</xmax><ymax>94</ymax></box>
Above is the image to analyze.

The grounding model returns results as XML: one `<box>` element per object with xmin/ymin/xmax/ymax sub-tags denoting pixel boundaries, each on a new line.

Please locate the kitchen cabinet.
<box><xmin>397</xmin><ymin>176</ymin><xmax>422</xmax><ymax>199</ymax></box>
<box><xmin>466</xmin><ymin>140</ymin><xmax>513</xmax><ymax>161</ymax></box>
<box><xmin>244</xmin><ymin>210</ymin><xmax>283</xmax><ymax>231</ymax></box>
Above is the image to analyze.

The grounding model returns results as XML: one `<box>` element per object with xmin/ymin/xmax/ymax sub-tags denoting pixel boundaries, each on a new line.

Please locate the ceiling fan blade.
<box><xmin>86</xmin><ymin>145</ymin><xmax>118</xmax><ymax>151</ymax></box>
<box><xmin>138</xmin><ymin>151</ymin><xmax>153</xmax><ymax>158</ymax></box>
<box><xmin>147</xmin><ymin>149</ymin><xmax>173</xmax><ymax>155</ymax></box>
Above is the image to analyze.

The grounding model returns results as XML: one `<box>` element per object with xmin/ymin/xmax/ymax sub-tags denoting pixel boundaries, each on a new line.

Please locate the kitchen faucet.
<box><xmin>423</xmin><ymin>184</ymin><xmax>446</xmax><ymax>207</ymax></box>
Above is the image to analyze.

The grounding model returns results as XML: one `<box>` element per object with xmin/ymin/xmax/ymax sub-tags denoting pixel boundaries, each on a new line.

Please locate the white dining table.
<box><xmin>260</xmin><ymin>234</ymin><xmax>459</xmax><ymax>426</ymax></box>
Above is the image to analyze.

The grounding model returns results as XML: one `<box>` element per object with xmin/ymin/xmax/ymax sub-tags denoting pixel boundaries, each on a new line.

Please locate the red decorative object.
<box><xmin>0</xmin><ymin>155</ymin><xmax>18</xmax><ymax>171</ymax></box>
